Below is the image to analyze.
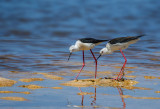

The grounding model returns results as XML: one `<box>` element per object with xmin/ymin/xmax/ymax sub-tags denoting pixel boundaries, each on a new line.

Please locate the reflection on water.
<box><xmin>74</xmin><ymin>87</ymin><xmax>126</xmax><ymax>108</ymax></box>
<box><xmin>0</xmin><ymin>0</ymin><xmax>160</xmax><ymax>108</ymax></box>
<box><xmin>76</xmin><ymin>87</ymin><xmax>97</xmax><ymax>108</ymax></box>
<box><xmin>117</xmin><ymin>87</ymin><xmax>126</xmax><ymax>109</ymax></box>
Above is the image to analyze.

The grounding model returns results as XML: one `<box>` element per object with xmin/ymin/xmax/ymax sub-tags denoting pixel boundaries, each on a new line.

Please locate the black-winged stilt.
<box><xmin>97</xmin><ymin>35</ymin><xmax>144</xmax><ymax>80</ymax></box>
<box><xmin>68</xmin><ymin>38</ymin><xmax>109</xmax><ymax>80</ymax></box>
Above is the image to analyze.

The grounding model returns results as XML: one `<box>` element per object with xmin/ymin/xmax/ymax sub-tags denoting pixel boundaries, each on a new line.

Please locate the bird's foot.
<box><xmin>112</xmin><ymin>77</ymin><xmax>119</xmax><ymax>81</ymax></box>
<box><xmin>112</xmin><ymin>77</ymin><xmax>125</xmax><ymax>81</ymax></box>
<box><xmin>74</xmin><ymin>79</ymin><xmax>78</xmax><ymax>81</ymax></box>
<box><xmin>104</xmin><ymin>77</ymin><xmax>112</xmax><ymax>79</ymax></box>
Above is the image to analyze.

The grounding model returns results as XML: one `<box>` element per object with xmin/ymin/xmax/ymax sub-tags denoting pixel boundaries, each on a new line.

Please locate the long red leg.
<box><xmin>90</xmin><ymin>49</ymin><xmax>97</xmax><ymax>79</ymax></box>
<box><xmin>75</xmin><ymin>50</ymin><xmax>85</xmax><ymax>80</ymax></box>
<box><xmin>78</xmin><ymin>87</ymin><xmax>84</xmax><ymax>106</ymax></box>
<box><xmin>91</xmin><ymin>87</ymin><xmax>97</xmax><ymax>105</ymax></box>
<box><xmin>119</xmin><ymin>49</ymin><xmax>127</xmax><ymax>79</ymax></box>
<box><xmin>115</xmin><ymin>49</ymin><xmax>127</xmax><ymax>80</ymax></box>
<box><xmin>117</xmin><ymin>87</ymin><xmax>126</xmax><ymax>108</ymax></box>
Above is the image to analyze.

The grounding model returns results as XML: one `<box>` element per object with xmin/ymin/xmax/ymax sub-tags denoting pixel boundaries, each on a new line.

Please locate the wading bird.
<box><xmin>68</xmin><ymin>38</ymin><xmax>109</xmax><ymax>80</ymax></box>
<box><xmin>97</xmin><ymin>35</ymin><xmax>144</xmax><ymax>80</ymax></box>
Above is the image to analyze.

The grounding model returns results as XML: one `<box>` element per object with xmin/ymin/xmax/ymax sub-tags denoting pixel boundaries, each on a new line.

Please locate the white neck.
<box><xmin>70</xmin><ymin>45</ymin><xmax>80</xmax><ymax>52</ymax></box>
<box><xmin>104</xmin><ymin>48</ymin><xmax>112</xmax><ymax>54</ymax></box>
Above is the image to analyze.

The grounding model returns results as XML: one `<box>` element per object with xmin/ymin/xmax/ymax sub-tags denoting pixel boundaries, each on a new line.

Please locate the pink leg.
<box><xmin>75</xmin><ymin>50</ymin><xmax>85</xmax><ymax>80</ymax></box>
<box><xmin>91</xmin><ymin>87</ymin><xmax>97</xmax><ymax>105</ymax></box>
<box><xmin>117</xmin><ymin>87</ymin><xmax>126</xmax><ymax>108</ymax></box>
<box><xmin>90</xmin><ymin>49</ymin><xmax>97</xmax><ymax>79</ymax></box>
<box><xmin>78</xmin><ymin>87</ymin><xmax>84</xmax><ymax>106</ymax></box>
<box><xmin>115</xmin><ymin>49</ymin><xmax>127</xmax><ymax>80</ymax></box>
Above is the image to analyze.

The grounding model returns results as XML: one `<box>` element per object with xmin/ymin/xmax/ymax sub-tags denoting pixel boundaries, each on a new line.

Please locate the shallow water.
<box><xmin>0</xmin><ymin>0</ymin><xmax>160</xmax><ymax>108</ymax></box>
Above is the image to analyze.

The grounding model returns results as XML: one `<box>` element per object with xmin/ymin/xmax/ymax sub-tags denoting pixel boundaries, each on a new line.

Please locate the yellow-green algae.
<box><xmin>0</xmin><ymin>97</ymin><xmax>28</xmax><ymax>101</ymax></box>
<box><xmin>144</xmin><ymin>76</ymin><xmax>157</xmax><ymax>79</ymax></box>
<box><xmin>155</xmin><ymin>91</ymin><xmax>160</xmax><ymax>93</ymax></box>
<box><xmin>37</xmin><ymin>73</ymin><xmax>63</xmax><ymax>80</ymax></box>
<box><xmin>0</xmin><ymin>91</ymin><xmax>31</xmax><ymax>94</ymax></box>
<box><xmin>19</xmin><ymin>78</ymin><xmax>44</xmax><ymax>82</ymax></box>
<box><xmin>51</xmin><ymin>87</ymin><xmax>63</xmax><ymax>89</ymax></box>
<box><xmin>19</xmin><ymin>84</ymin><xmax>46</xmax><ymax>90</ymax></box>
<box><xmin>77</xmin><ymin>92</ymin><xmax>94</xmax><ymax>95</ymax></box>
<box><xmin>122</xmin><ymin>95</ymin><xmax>160</xmax><ymax>99</ymax></box>
<box><xmin>60</xmin><ymin>78</ymin><xmax>138</xmax><ymax>88</ymax></box>
<box><xmin>0</xmin><ymin>77</ymin><xmax>17</xmax><ymax>87</ymax></box>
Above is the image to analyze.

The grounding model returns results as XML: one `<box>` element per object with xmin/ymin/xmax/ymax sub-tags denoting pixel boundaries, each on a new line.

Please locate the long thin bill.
<box><xmin>67</xmin><ymin>52</ymin><xmax>72</xmax><ymax>61</ymax></box>
<box><xmin>97</xmin><ymin>54</ymin><xmax>101</xmax><ymax>60</ymax></box>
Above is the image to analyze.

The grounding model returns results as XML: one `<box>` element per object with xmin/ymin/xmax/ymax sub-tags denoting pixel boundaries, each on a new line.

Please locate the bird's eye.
<box><xmin>101</xmin><ymin>51</ymin><xmax>103</xmax><ymax>54</ymax></box>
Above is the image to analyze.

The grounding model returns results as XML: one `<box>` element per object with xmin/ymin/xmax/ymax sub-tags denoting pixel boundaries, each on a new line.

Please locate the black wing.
<box><xmin>109</xmin><ymin>35</ymin><xmax>145</xmax><ymax>44</ymax></box>
<box><xmin>79</xmin><ymin>38</ymin><xmax>108</xmax><ymax>44</ymax></box>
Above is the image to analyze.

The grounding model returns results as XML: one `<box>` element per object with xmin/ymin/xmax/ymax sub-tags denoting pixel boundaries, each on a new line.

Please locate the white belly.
<box><xmin>110</xmin><ymin>43</ymin><xmax>129</xmax><ymax>51</ymax></box>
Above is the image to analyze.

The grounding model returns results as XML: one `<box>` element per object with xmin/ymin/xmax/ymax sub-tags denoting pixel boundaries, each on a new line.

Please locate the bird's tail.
<box><xmin>136</xmin><ymin>34</ymin><xmax>145</xmax><ymax>38</ymax></box>
<box><xmin>98</xmin><ymin>39</ymin><xmax>109</xmax><ymax>42</ymax></box>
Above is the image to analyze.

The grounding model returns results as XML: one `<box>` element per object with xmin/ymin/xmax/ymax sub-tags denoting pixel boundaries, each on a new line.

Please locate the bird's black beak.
<box><xmin>67</xmin><ymin>52</ymin><xmax>72</xmax><ymax>61</ymax></box>
<box><xmin>97</xmin><ymin>54</ymin><xmax>101</xmax><ymax>60</ymax></box>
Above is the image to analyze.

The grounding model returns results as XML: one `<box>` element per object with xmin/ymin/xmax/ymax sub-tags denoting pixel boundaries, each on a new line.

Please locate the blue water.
<box><xmin>0</xmin><ymin>0</ymin><xmax>160</xmax><ymax>108</ymax></box>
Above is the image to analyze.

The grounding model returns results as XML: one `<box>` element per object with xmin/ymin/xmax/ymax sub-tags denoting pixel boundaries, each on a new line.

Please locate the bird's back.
<box><xmin>109</xmin><ymin>35</ymin><xmax>144</xmax><ymax>44</ymax></box>
<box><xmin>76</xmin><ymin>38</ymin><xmax>108</xmax><ymax>50</ymax></box>
<box><xmin>107</xmin><ymin>35</ymin><xmax>144</xmax><ymax>52</ymax></box>
<box><xmin>79</xmin><ymin>38</ymin><xmax>108</xmax><ymax>44</ymax></box>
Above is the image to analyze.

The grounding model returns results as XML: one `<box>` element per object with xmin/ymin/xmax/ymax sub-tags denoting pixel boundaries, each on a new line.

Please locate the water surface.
<box><xmin>0</xmin><ymin>0</ymin><xmax>160</xmax><ymax>108</ymax></box>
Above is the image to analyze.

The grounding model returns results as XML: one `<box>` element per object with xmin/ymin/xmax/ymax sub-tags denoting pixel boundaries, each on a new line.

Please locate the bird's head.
<box><xmin>68</xmin><ymin>45</ymin><xmax>79</xmax><ymax>61</ymax></box>
<box><xmin>100</xmin><ymin>48</ymin><xmax>108</xmax><ymax>55</ymax></box>
<box><xmin>97</xmin><ymin>47</ymin><xmax>111</xmax><ymax>60</ymax></box>
<box><xmin>69</xmin><ymin>45</ymin><xmax>79</xmax><ymax>53</ymax></box>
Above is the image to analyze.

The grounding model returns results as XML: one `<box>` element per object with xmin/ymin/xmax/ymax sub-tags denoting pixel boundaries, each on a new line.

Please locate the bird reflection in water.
<box><xmin>78</xmin><ymin>87</ymin><xmax>97</xmax><ymax>107</ymax></box>
<box><xmin>91</xmin><ymin>87</ymin><xmax>96</xmax><ymax>106</ymax></box>
<box><xmin>117</xmin><ymin>87</ymin><xmax>126</xmax><ymax>109</ymax></box>
<box><xmin>78</xmin><ymin>87</ymin><xmax>126</xmax><ymax>109</ymax></box>
<box><xmin>78</xmin><ymin>87</ymin><xmax>84</xmax><ymax>106</ymax></box>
